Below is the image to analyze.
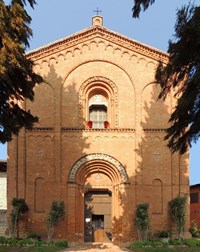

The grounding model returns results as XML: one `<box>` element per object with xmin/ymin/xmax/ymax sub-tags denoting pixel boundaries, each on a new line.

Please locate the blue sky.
<box><xmin>0</xmin><ymin>0</ymin><xmax>199</xmax><ymax>185</ymax></box>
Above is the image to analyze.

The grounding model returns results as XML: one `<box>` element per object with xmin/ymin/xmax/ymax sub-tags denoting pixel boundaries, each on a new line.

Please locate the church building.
<box><xmin>7</xmin><ymin>15</ymin><xmax>190</xmax><ymax>244</ymax></box>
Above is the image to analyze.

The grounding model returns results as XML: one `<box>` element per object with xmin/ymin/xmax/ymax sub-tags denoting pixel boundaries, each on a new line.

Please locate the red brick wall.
<box><xmin>190</xmin><ymin>185</ymin><xmax>200</xmax><ymax>228</ymax></box>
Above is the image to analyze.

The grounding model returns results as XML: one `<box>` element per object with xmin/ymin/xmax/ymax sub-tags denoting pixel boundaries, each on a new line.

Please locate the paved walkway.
<box><xmin>63</xmin><ymin>242</ymin><xmax>131</xmax><ymax>252</ymax></box>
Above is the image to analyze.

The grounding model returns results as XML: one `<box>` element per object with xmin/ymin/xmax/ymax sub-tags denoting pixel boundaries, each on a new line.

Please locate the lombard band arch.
<box><xmin>68</xmin><ymin>153</ymin><xmax>128</xmax><ymax>183</ymax></box>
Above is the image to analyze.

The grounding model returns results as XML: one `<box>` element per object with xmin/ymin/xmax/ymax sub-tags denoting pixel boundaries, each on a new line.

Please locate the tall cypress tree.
<box><xmin>132</xmin><ymin>1</ymin><xmax>200</xmax><ymax>154</ymax></box>
<box><xmin>0</xmin><ymin>0</ymin><xmax>42</xmax><ymax>143</ymax></box>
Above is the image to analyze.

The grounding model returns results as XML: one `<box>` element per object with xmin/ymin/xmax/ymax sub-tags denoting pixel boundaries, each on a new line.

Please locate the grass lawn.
<box><xmin>131</xmin><ymin>247</ymin><xmax>200</xmax><ymax>252</ymax></box>
<box><xmin>0</xmin><ymin>246</ymin><xmax>64</xmax><ymax>252</ymax></box>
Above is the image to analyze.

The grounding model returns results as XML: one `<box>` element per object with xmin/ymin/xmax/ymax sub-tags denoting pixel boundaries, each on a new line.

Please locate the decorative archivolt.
<box><xmin>79</xmin><ymin>76</ymin><xmax>118</xmax><ymax>96</ymax></box>
<box><xmin>68</xmin><ymin>153</ymin><xmax>128</xmax><ymax>184</ymax></box>
<box><xmin>79</xmin><ymin>76</ymin><xmax>119</xmax><ymax>127</ymax></box>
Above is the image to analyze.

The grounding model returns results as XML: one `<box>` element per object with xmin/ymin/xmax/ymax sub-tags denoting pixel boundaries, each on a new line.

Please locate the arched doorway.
<box><xmin>67</xmin><ymin>153</ymin><xmax>128</xmax><ymax>243</ymax></box>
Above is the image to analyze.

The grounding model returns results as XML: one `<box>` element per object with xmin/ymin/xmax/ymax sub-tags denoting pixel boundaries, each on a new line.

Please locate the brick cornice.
<box><xmin>26</xmin><ymin>127</ymin><xmax>54</xmax><ymax>132</ymax></box>
<box><xmin>143</xmin><ymin>128</ymin><xmax>166</xmax><ymax>132</ymax></box>
<box><xmin>62</xmin><ymin>128</ymin><xmax>135</xmax><ymax>133</ymax></box>
<box><xmin>27</xmin><ymin>25</ymin><xmax>168</xmax><ymax>63</ymax></box>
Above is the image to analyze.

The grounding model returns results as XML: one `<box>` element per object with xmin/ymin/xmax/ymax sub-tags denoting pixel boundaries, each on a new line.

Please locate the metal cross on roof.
<box><xmin>94</xmin><ymin>7</ymin><xmax>102</xmax><ymax>16</ymax></box>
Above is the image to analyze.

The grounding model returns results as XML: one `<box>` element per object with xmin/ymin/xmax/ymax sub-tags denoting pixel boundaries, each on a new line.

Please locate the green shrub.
<box><xmin>34</xmin><ymin>240</ymin><xmax>47</xmax><ymax>247</ymax></box>
<box><xmin>25</xmin><ymin>231</ymin><xmax>41</xmax><ymax>241</ymax></box>
<box><xmin>130</xmin><ymin>241</ymin><xmax>146</xmax><ymax>249</ymax></box>
<box><xmin>46</xmin><ymin>201</ymin><xmax>65</xmax><ymax>242</ymax></box>
<box><xmin>151</xmin><ymin>241</ymin><xmax>164</xmax><ymax>247</ymax></box>
<box><xmin>0</xmin><ymin>236</ymin><xmax>68</xmax><ymax>249</ymax></box>
<box><xmin>168</xmin><ymin>239</ymin><xmax>183</xmax><ymax>246</ymax></box>
<box><xmin>130</xmin><ymin>240</ymin><xmax>164</xmax><ymax>249</ymax></box>
<box><xmin>135</xmin><ymin>203</ymin><xmax>150</xmax><ymax>241</ymax></box>
<box><xmin>54</xmin><ymin>240</ymin><xmax>68</xmax><ymax>247</ymax></box>
<box><xmin>30</xmin><ymin>248</ymin><xmax>62</xmax><ymax>252</ymax></box>
<box><xmin>169</xmin><ymin>195</ymin><xmax>187</xmax><ymax>239</ymax></box>
<box><xmin>189</xmin><ymin>221</ymin><xmax>200</xmax><ymax>238</ymax></box>
<box><xmin>9</xmin><ymin>198</ymin><xmax>29</xmax><ymax>238</ymax></box>
<box><xmin>184</xmin><ymin>239</ymin><xmax>200</xmax><ymax>247</ymax></box>
<box><xmin>0</xmin><ymin>236</ymin><xmax>7</xmax><ymax>244</ymax></box>
<box><xmin>18</xmin><ymin>238</ymin><xmax>34</xmax><ymax>246</ymax></box>
<box><xmin>156</xmin><ymin>230</ymin><xmax>171</xmax><ymax>238</ymax></box>
<box><xmin>7</xmin><ymin>238</ymin><xmax>18</xmax><ymax>246</ymax></box>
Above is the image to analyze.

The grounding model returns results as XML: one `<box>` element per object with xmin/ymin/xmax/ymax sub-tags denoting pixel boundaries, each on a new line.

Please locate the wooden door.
<box><xmin>92</xmin><ymin>215</ymin><xmax>104</xmax><ymax>242</ymax></box>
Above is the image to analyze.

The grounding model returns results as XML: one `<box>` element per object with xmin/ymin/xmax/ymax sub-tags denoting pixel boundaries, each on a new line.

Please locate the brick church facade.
<box><xmin>7</xmin><ymin>16</ymin><xmax>190</xmax><ymax>244</ymax></box>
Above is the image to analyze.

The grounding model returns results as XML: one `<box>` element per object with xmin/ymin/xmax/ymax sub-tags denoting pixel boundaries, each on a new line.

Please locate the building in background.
<box><xmin>190</xmin><ymin>184</ymin><xmax>200</xmax><ymax>228</ymax></box>
<box><xmin>0</xmin><ymin>160</ymin><xmax>7</xmax><ymax>236</ymax></box>
<box><xmin>7</xmin><ymin>15</ymin><xmax>190</xmax><ymax>244</ymax></box>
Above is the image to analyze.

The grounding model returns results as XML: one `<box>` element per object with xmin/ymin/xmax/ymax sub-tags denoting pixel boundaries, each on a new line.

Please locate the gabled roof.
<box><xmin>27</xmin><ymin>16</ymin><xmax>168</xmax><ymax>63</ymax></box>
<box><xmin>190</xmin><ymin>184</ymin><xmax>200</xmax><ymax>188</ymax></box>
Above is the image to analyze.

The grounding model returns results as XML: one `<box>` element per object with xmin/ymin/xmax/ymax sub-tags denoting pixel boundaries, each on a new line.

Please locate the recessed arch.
<box><xmin>68</xmin><ymin>153</ymin><xmax>128</xmax><ymax>185</ymax></box>
<box><xmin>34</xmin><ymin>177</ymin><xmax>45</xmax><ymax>213</ymax></box>
<box><xmin>62</xmin><ymin>59</ymin><xmax>135</xmax><ymax>91</ymax></box>
<box><xmin>142</xmin><ymin>83</ymin><xmax>171</xmax><ymax>128</ymax></box>
<box><xmin>152</xmin><ymin>178</ymin><xmax>163</xmax><ymax>214</ymax></box>
<box><xmin>79</xmin><ymin>76</ymin><xmax>118</xmax><ymax>127</ymax></box>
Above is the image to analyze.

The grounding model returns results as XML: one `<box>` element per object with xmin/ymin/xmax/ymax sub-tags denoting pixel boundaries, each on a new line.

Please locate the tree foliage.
<box><xmin>132</xmin><ymin>1</ymin><xmax>200</xmax><ymax>154</ymax></box>
<box><xmin>132</xmin><ymin>0</ymin><xmax>155</xmax><ymax>18</ymax></box>
<box><xmin>9</xmin><ymin>198</ymin><xmax>29</xmax><ymax>238</ymax></box>
<box><xmin>0</xmin><ymin>0</ymin><xmax>42</xmax><ymax>144</ymax></box>
<box><xmin>169</xmin><ymin>195</ymin><xmax>187</xmax><ymax>239</ymax></box>
<box><xmin>135</xmin><ymin>203</ymin><xmax>150</xmax><ymax>241</ymax></box>
<box><xmin>46</xmin><ymin>201</ymin><xmax>65</xmax><ymax>242</ymax></box>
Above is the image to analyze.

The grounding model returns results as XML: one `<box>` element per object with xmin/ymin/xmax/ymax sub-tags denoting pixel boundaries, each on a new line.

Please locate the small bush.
<box><xmin>156</xmin><ymin>230</ymin><xmax>171</xmax><ymax>238</ymax></box>
<box><xmin>0</xmin><ymin>236</ymin><xmax>68</xmax><ymax>249</ymax></box>
<box><xmin>184</xmin><ymin>239</ymin><xmax>200</xmax><ymax>247</ymax></box>
<box><xmin>130</xmin><ymin>241</ymin><xmax>146</xmax><ymax>249</ymax></box>
<box><xmin>169</xmin><ymin>239</ymin><xmax>183</xmax><ymax>246</ymax></box>
<box><xmin>34</xmin><ymin>240</ymin><xmax>47</xmax><ymax>247</ymax></box>
<box><xmin>130</xmin><ymin>240</ymin><xmax>164</xmax><ymax>249</ymax></box>
<box><xmin>18</xmin><ymin>238</ymin><xmax>34</xmax><ymax>246</ymax></box>
<box><xmin>25</xmin><ymin>231</ymin><xmax>41</xmax><ymax>241</ymax></box>
<box><xmin>46</xmin><ymin>201</ymin><xmax>65</xmax><ymax>242</ymax></box>
<box><xmin>0</xmin><ymin>236</ymin><xmax>7</xmax><ymax>244</ymax></box>
<box><xmin>189</xmin><ymin>221</ymin><xmax>200</xmax><ymax>238</ymax></box>
<box><xmin>54</xmin><ymin>240</ymin><xmax>68</xmax><ymax>247</ymax></box>
<box><xmin>7</xmin><ymin>238</ymin><xmax>18</xmax><ymax>246</ymax></box>
<box><xmin>30</xmin><ymin>248</ymin><xmax>62</xmax><ymax>252</ymax></box>
<box><xmin>151</xmin><ymin>241</ymin><xmax>164</xmax><ymax>247</ymax></box>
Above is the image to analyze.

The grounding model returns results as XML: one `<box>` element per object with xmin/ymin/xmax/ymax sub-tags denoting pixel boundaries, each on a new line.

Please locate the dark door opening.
<box><xmin>84</xmin><ymin>190</ymin><xmax>112</xmax><ymax>242</ymax></box>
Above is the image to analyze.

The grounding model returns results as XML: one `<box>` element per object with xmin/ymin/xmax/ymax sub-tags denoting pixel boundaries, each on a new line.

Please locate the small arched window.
<box><xmin>89</xmin><ymin>94</ymin><xmax>108</xmax><ymax>129</ymax></box>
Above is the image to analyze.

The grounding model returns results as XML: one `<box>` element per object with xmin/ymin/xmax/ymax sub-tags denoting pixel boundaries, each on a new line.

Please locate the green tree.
<box><xmin>46</xmin><ymin>201</ymin><xmax>65</xmax><ymax>242</ymax></box>
<box><xmin>0</xmin><ymin>0</ymin><xmax>42</xmax><ymax>144</ymax></box>
<box><xmin>135</xmin><ymin>203</ymin><xmax>150</xmax><ymax>241</ymax></box>
<box><xmin>132</xmin><ymin>1</ymin><xmax>200</xmax><ymax>154</ymax></box>
<box><xmin>132</xmin><ymin>0</ymin><xmax>155</xmax><ymax>18</ymax></box>
<box><xmin>169</xmin><ymin>195</ymin><xmax>187</xmax><ymax>239</ymax></box>
<box><xmin>9</xmin><ymin>198</ymin><xmax>29</xmax><ymax>238</ymax></box>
